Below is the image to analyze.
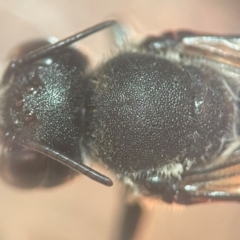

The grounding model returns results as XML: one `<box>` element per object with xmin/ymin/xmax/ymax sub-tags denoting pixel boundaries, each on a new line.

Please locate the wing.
<box><xmin>177</xmin><ymin>140</ymin><xmax>240</xmax><ymax>204</ymax></box>
<box><xmin>166</xmin><ymin>32</ymin><xmax>240</xmax><ymax>204</ymax></box>
<box><xmin>142</xmin><ymin>30</ymin><xmax>240</xmax><ymax>79</ymax></box>
<box><xmin>178</xmin><ymin>162</ymin><xmax>240</xmax><ymax>204</ymax></box>
<box><xmin>176</xmin><ymin>31</ymin><xmax>240</xmax><ymax>78</ymax></box>
<box><xmin>180</xmin><ymin>32</ymin><xmax>240</xmax><ymax>61</ymax></box>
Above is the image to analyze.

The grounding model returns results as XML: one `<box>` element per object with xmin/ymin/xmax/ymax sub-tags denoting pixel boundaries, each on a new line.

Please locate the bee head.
<box><xmin>1</xmin><ymin>40</ymin><xmax>88</xmax><ymax>154</ymax></box>
<box><xmin>0</xmin><ymin>40</ymin><xmax>88</xmax><ymax>187</ymax></box>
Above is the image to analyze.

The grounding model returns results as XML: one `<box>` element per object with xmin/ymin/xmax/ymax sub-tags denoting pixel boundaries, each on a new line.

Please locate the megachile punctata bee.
<box><xmin>1</xmin><ymin>20</ymin><xmax>240</xmax><ymax>206</ymax></box>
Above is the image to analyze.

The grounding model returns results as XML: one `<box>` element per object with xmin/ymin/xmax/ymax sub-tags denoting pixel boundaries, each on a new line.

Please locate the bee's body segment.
<box><xmin>0</xmin><ymin>21</ymin><xmax>115</xmax><ymax>188</ymax></box>
<box><xmin>1</xmin><ymin>21</ymin><xmax>240</xmax><ymax>204</ymax></box>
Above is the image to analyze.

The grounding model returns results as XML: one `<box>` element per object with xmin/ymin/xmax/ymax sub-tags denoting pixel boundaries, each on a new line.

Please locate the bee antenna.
<box><xmin>17</xmin><ymin>20</ymin><xmax>116</xmax><ymax>65</ymax></box>
<box><xmin>24</xmin><ymin>143</ymin><xmax>113</xmax><ymax>187</ymax></box>
<box><xmin>2</xmin><ymin>20</ymin><xmax>116</xmax><ymax>84</ymax></box>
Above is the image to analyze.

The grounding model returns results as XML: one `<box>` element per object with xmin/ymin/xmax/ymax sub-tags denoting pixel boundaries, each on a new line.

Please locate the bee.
<box><xmin>1</xmin><ymin>20</ymin><xmax>240</xmax><ymax>205</ymax></box>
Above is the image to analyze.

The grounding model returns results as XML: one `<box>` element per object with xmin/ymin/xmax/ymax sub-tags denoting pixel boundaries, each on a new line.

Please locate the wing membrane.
<box><xmin>175</xmin><ymin>32</ymin><xmax>240</xmax><ymax>76</ymax></box>
<box><xmin>175</xmin><ymin>32</ymin><xmax>240</xmax><ymax>203</ymax></box>
<box><xmin>180</xmin><ymin>161</ymin><xmax>240</xmax><ymax>203</ymax></box>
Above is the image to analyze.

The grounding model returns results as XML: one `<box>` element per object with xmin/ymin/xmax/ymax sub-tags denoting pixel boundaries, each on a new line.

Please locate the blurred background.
<box><xmin>1</xmin><ymin>0</ymin><xmax>240</xmax><ymax>239</ymax></box>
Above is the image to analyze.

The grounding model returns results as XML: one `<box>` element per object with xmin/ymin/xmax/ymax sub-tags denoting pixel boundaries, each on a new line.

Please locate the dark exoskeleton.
<box><xmin>1</xmin><ymin>21</ymin><xmax>240</xmax><ymax>206</ymax></box>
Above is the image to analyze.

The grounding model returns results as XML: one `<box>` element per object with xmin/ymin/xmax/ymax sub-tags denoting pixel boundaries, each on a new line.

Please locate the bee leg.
<box><xmin>115</xmin><ymin>202</ymin><xmax>143</xmax><ymax>240</ymax></box>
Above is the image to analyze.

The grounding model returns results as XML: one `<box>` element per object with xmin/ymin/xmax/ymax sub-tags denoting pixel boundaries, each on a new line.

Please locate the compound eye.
<box><xmin>0</xmin><ymin>144</ymin><xmax>49</xmax><ymax>188</ymax></box>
